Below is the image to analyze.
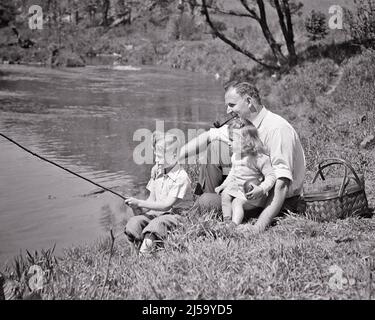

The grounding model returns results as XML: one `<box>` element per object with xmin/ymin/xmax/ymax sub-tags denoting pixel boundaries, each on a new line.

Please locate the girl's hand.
<box><xmin>245</xmin><ymin>185</ymin><xmax>265</xmax><ymax>200</ymax></box>
<box><xmin>215</xmin><ymin>185</ymin><xmax>225</xmax><ymax>194</ymax></box>
<box><xmin>125</xmin><ymin>197</ymin><xmax>141</xmax><ymax>209</ymax></box>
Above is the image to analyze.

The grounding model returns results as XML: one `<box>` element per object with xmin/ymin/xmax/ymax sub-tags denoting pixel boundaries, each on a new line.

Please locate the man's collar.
<box><xmin>252</xmin><ymin>107</ymin><xmax>268</xmax><ymax>128</ymax></box>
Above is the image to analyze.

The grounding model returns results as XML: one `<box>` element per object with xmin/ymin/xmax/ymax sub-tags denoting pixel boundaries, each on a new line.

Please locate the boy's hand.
<box><xmin>125</xmin><ymin>197</ymin><xmax>141</xmax><ymax>209</ymax></box>
<box><xmin>245</xmin><ymin>184</ymin><xmax>264</xmax><ymax>200</ymax></box>
<box><xmin>150</xmin><ymin>164</ymin><xmax>159</xmax><ymax>179</ymax></box>
<box><xmin>215</xmin><ymin>185</ymin><xmax>225</xmax><ymax>194</ymax></box>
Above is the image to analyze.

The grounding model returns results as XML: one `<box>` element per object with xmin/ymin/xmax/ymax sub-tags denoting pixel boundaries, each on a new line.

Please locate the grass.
<box><xmin>2</xmin><ymin>212</ymin><xmax>375</xmax><ymax>299</ymax></box>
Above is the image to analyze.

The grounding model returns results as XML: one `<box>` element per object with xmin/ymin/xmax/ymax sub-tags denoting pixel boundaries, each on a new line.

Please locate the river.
<box><xmin>0</xmin><ymin>64</ymin><xmax>225</xmax><ymax>266</ymax></box>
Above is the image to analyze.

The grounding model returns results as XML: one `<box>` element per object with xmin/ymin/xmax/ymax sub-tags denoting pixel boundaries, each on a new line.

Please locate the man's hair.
<box><xmin>224</xmin><ymin>81</ymin><xmax>262</xmax><ymax>104</ymax></box>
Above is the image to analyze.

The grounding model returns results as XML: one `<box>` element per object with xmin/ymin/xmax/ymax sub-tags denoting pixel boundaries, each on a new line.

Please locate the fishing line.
<box><xmin>0</xmin><ymin>132</ymin><xmax>128</xmax><ymax>201</ymax></box>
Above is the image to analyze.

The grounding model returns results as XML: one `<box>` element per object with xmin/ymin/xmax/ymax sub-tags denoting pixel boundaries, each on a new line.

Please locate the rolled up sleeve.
<box><xmin>209</xmin><ymin>126</ymin><xmax>230</xmax><ymax>144</ymax></box>
<box><xmin>268</xmin><ymin>128</ymin><xmax>294</xmax><ymax>182</ymax></box>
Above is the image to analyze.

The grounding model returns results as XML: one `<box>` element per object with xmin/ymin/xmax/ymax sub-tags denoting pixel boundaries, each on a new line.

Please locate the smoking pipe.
<box><xmin>213</xmin><ymin>115</ymin><xmax>237</xmax><ymax>128</ymax></box>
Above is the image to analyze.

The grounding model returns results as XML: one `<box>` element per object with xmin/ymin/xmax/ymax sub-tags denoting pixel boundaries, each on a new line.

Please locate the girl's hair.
<box><xmin>239</xmin><ymin>119</ymin><xmax>268</xmax><ymax>156</ymax></box>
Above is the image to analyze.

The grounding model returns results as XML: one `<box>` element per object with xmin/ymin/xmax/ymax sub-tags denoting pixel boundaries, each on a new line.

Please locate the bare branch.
<box><xmin>240</xmin><ymin>0</ymin><xmax>260</xmax><ymax>20</ymax></box>
<box><xmin>192</xmin><ymin>1</ymin><xmax>256</xmax><ymax>19</ymax></box>
<box><xmin>201</xmin><ymin>0</ymin><xmax>279</xmax><ymax>70</ymax></box>
<box><xmin>282</xmin><ymin>0</ymin><xmax>294</xmax><ymax>35</ymax></box>
<box><xmin>273</xmin><ymin>0</ymin><xmax>289</xmax><ymax>38</ymax></box>
<box><xmin>212</xmin><ymin>8</ymin><xmax>255</xmax><ymax>18</ymax></box>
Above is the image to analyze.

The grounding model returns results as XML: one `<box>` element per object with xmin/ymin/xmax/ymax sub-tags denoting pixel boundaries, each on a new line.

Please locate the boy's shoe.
<box><xmin>139</xmin><ymin>238</ymin><xmax>155</xmax><ymax>255</ymax></box>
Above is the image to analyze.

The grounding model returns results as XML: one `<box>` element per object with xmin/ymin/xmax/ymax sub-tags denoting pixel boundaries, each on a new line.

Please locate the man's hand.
<box><xmin>215</xmin><ymin>185</ymin><xmax>225</xmax><ymax>194</ymax></box>
<box><xmin>245</xmin><ymin>184</ymin><xmax>264</xmax><ymax>200</ymax></box>
<box><xmin>125</xmin><ymin>197</ymin><xmax>141</xmax><ymax>209</ymax></box>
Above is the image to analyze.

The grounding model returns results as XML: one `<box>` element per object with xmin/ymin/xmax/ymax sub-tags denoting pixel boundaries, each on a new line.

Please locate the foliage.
<box><xmin>266</xmin><ymin>59</ymin><xmax>337</xmax><ymax>106</ymax></box>
<box><xmin>332</xmin><ymin>49</ymin><xmax>375</xmax><ymax>113</ymax></box>
<box><xmin>167</xmin><ymin>13</ymin><xmax>201</xmax><ymax>41</ymax></box>
<box><xmin>305</xmin><ymin>10</ymin><xmax>328</xmax><ymax>41</ymax></box>
<box><xmin>0</xmin><ymin>0</ymin><xmax>16</xmax><ymax>28</ymax></box>
<box><xmin>345</xmin><ymin>0</ymin><xmax>375</xmax><ymax>45</ymax></box>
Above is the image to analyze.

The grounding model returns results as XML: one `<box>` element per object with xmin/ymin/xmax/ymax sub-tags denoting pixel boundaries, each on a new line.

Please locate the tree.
<box><xmin>305</xmin><ymin>10</ymin><xmax>328</xmax><ymax>41</ymax></box>
<box><xmin>199</xmin><ymin>0</ymin><xmax>303</xmax><ymax>70</ymax></box>
<box><xmin>100</xmin><ymin>0</ymin><xmax>110</xmax><ymax>26</ymax></box>
<box><xmin>0</xmin><ymin>0</ymin><xmax>17</xmax><ymax>28</ymax></box>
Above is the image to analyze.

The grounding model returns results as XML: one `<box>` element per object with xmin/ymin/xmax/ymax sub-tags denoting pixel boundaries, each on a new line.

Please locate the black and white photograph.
<box><xmin>0</xmin><ymin>0</ymin><xmax>374</xmax><ymax>303</ymax></box>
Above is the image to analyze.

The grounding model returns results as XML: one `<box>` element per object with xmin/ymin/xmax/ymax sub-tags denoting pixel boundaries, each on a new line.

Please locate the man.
<box><xmin>179</xmin><ymin>81</ymin><xmax>306</xmax><ymax>233</ymax></box>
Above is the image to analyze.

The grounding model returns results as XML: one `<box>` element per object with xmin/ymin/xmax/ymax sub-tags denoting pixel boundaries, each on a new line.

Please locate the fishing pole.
<box><xmin>0</xmin><ymin>133</ymin><xmax>128</xmax><ymax>201</ymax></box>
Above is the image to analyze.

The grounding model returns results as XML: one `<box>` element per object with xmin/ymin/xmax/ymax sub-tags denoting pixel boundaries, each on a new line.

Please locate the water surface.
<box><xmin>0</xmin><ymin>64</ymin><xmax>225</xmax><ymax>265</ymax></box>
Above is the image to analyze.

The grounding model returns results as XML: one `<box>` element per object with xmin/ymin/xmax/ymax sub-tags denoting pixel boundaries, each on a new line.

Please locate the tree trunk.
<box><xmin>101</xmin><ymin>0</ymin><xmax>110</xmax><ymax>26</ymax></box>
<box><xmin>282</xmin><ymin>0</ymin><xmax>298</xmax><ymax>66</ymax></box>
<box><xmin>273</xmin><ymin>0</ymin><xmax>298</xmax><ymax>66</ymax></box>
<box><xmin>256</xmin><ymin>0</ymin><xmax>288</xmax><ymax>66</ymax></box>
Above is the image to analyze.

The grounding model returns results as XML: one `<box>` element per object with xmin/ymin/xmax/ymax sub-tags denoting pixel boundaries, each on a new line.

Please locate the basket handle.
<box><xmin>312</xmin><ymin>158</ymin><xmax>364</xmax><ymax>198</ymax></box>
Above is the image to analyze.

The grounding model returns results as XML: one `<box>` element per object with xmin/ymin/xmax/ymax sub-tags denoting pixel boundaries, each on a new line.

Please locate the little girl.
<box><xmin>215</xmin><ymin>119</ymin><xmax>276</xmax><ymax>225</ymax></box>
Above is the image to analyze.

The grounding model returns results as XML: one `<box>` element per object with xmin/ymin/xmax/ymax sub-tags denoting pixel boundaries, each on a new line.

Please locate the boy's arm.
<box><xmin>125</xmin><ymin>193</ymin><xmax>179</xmax><ymax>213</ymax></box>
<box><xmin>137</xmin><ymin>196</ymin><xmax>179</xmax><ymax>212</ymax></box>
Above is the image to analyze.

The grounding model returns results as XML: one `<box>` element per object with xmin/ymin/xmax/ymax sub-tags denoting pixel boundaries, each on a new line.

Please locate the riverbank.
<box><xmin>1</xmin><ymin>48</ymin><xmax>375</xmax><ymax>299</ymax></box>
<box><xmin>2</xmin><ymin>212</ymin><xmax>375</xmax><ymax>299</ymax></box>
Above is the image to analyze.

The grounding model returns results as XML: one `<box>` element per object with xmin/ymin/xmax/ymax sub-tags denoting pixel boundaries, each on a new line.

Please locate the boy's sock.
<box><xmin>140</xmin><ymin>233</ymin><xmax>157</xmax><ymax>254</ymax></box>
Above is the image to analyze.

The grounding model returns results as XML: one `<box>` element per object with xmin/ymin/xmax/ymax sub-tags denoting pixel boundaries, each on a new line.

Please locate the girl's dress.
<box><xmin>223</xmin><ymin>152</ymin><xmax>276</xmax><ymax>208</ymax></box>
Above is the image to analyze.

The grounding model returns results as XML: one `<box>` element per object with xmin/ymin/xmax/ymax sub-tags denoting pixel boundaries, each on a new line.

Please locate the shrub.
<box><xmin>333</xmin><ymin>49</ymin><xmax>375</xmax><ymax>112</ymax></box>
<box><xmin>166</xmin><ymin>13</ymin><xmax>201</xmax><ymax>41</ymax></box>
<box><xmin>345</xmin><ymin>0</ymin><xmax>375</xmax><ymax>45</ymax></box>
<box><xmin>268</xmin><ymin>59</ymin><xmax>337</xmax><ymax>107</ymax></box>
<box><xmin>305</xmin><ymin>10</ymin><xmax>329</xmax><ymax>42</ymax></box>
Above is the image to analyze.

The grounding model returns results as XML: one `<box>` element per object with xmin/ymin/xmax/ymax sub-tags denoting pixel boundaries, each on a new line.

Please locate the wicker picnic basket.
<box><xmin>303</xmin><ymin>158</ymin><xmax>370</xmax><ymax>222</ymax></box>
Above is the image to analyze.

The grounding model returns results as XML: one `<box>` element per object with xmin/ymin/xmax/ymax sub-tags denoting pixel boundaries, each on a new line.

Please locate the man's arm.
<box><xmin>178</xmin><ymin>131</ymin><xmax>210</xmax><ymax>163</ymax></box>
<box><xmin>253</xmin><ymin>178</ymin><xmax>290</xmax><ymax>232</ymax></box>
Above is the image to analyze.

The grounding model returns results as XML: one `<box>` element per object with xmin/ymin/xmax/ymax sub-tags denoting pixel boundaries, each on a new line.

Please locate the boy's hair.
<box><xmin>151</xmin><ymin>131</ymin><xmax>180</xmax><ymax>157</ymax></box>
<box><xmin>239</xmin><ymin>119</ymin><xmax>267</xmax><ymax>156</ymax></box>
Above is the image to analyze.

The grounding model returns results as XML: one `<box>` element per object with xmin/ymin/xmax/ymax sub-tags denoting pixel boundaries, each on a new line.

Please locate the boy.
<box><xmin>124</xmin><ymin>131</ymin><xmax>192</xmax><ymax>254</ymax></box>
